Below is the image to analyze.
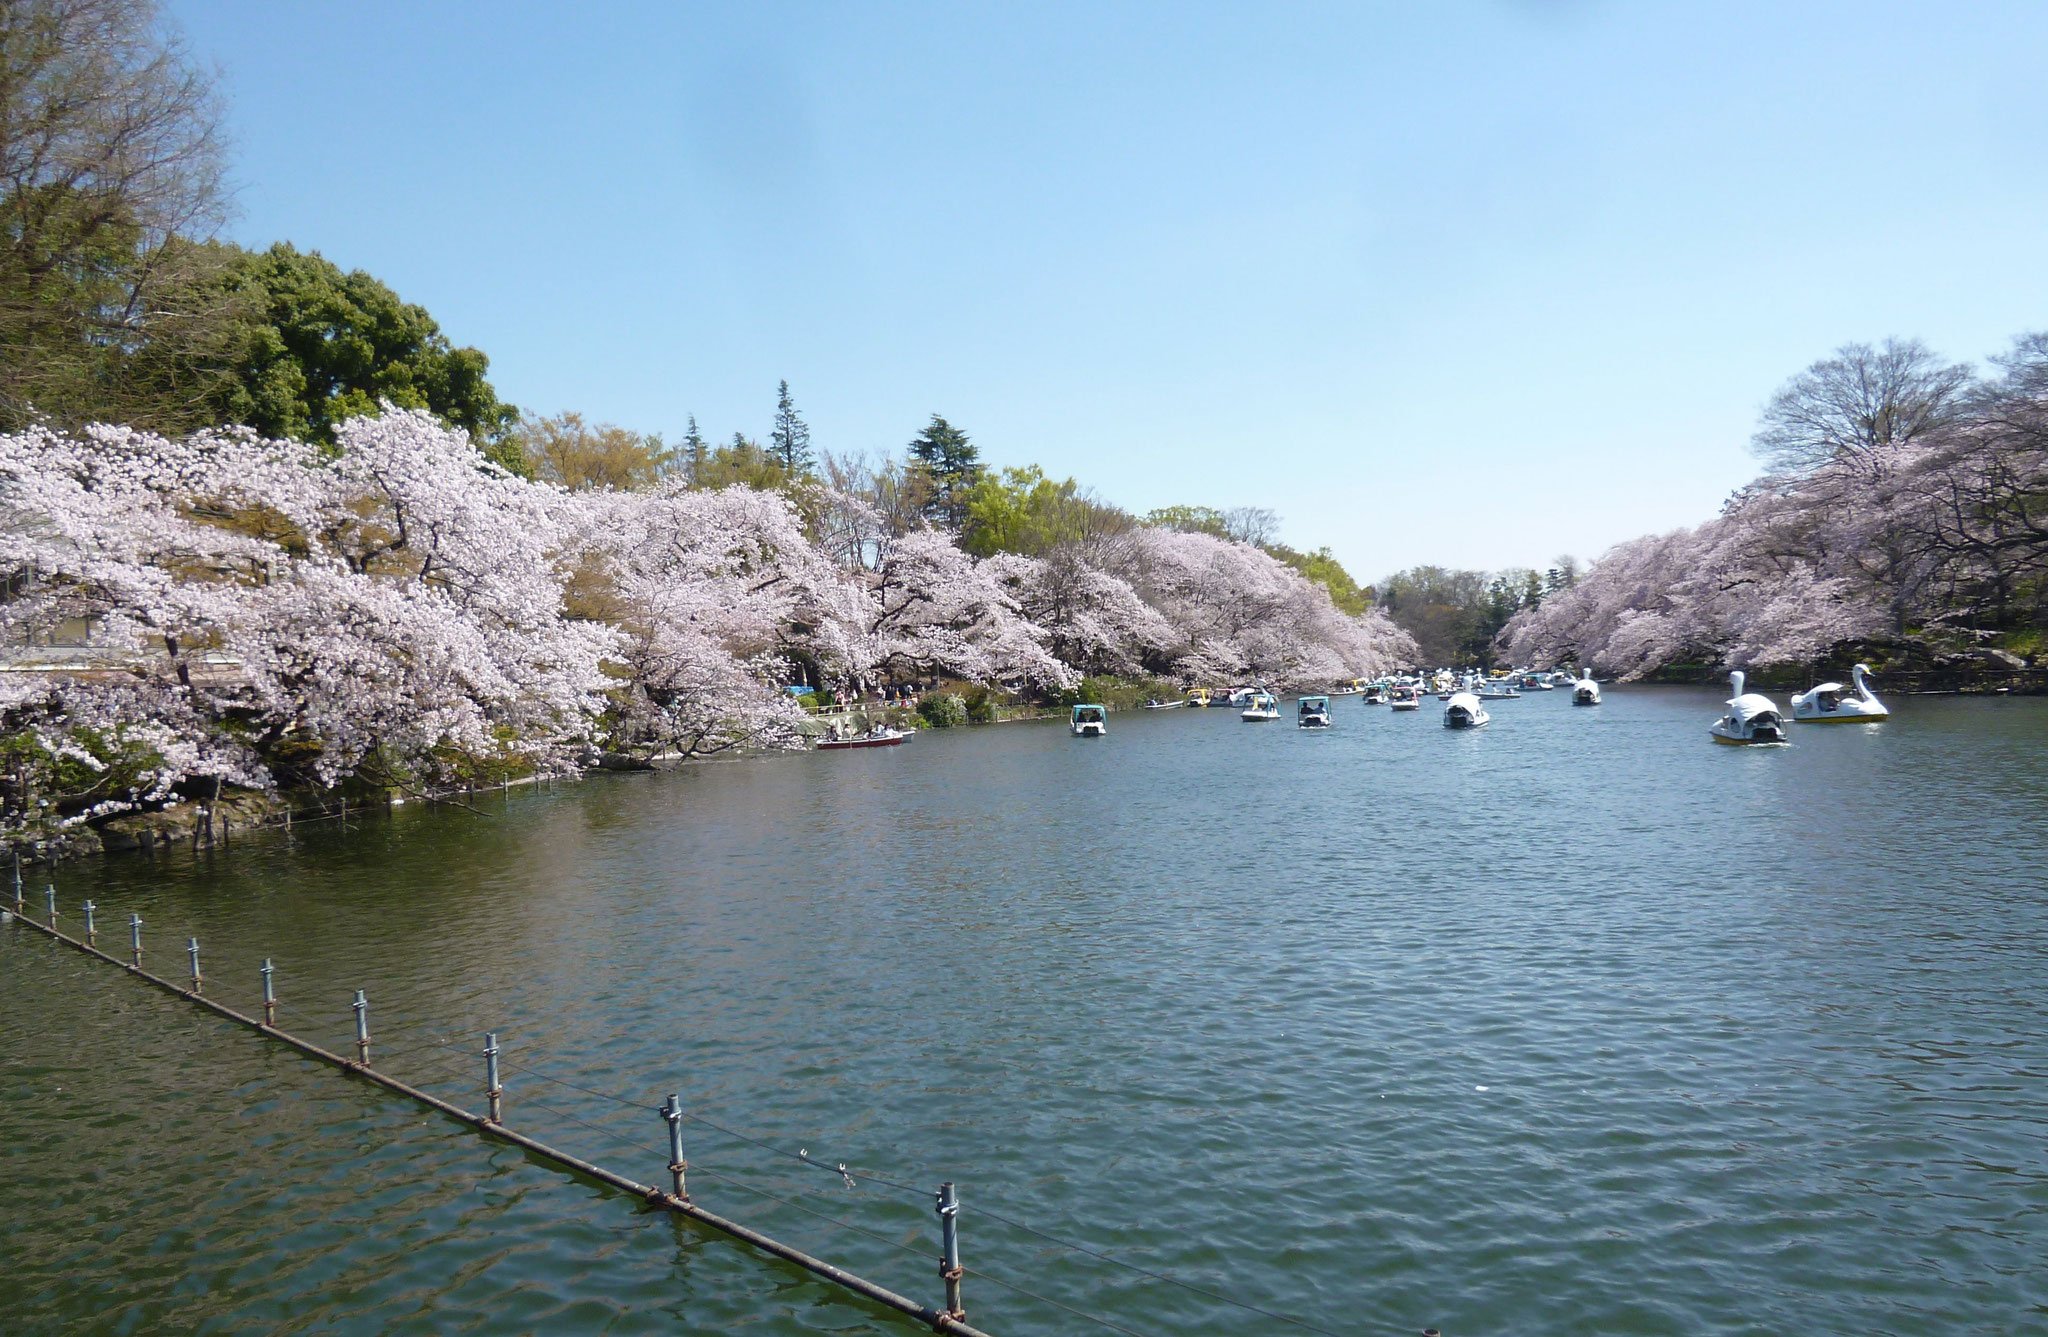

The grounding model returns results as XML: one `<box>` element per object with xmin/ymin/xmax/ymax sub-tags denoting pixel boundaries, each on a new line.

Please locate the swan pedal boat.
<box><xmin>1071</xmin><ymin>704</ymin><xmax>1108</xmax><ymax>737</ymax></box>
<box><xmin>1709</xmin><ymin>671</ymin><xmax>1787</xmax><ymax>744</ymax></box>
<box><xmin>1790</xmin><ymin>663</ymin><xmax>1887</xmax><ymax>722</ymax></box>
<box><xmin>1570</xmin><ymin>671</ymin><xmax>1601</xmax><ymax>706</ymax></box>
<box><xmin>1388</xmin><ymin>686</ymin><xmax>1422</xmax><ymax>711</ymax></box>
<box><xmin>1241</xmin><ymin>691</ymin><xmax>1280</xmax><ymax>721</ymax></box>
<box><xmin>1297</xmin><ymin>695</ymin><xmax>1333</xmax><ymax>728</ymax></box>
<box><xmin>1443</xmin><ymin>691</ymin><xmax>1489</xmax><ymax>729</ymax></box>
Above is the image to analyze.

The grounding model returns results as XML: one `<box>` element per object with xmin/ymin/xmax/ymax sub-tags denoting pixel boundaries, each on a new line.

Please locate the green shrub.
<box><xmin>917</xmin><ymin>693</ymin><xmax>967</xmax><ymax>728</ymax></box>
<box><xmin>798</xmin><ymin>692</ymin><xmax>824</xmax><ymax>709</ymax></box>
<box><xmin>961</xmin><ymin>684</ymin><xmax>998</xmax><ymax>724</ymax></box>
<box><xmin>1051</xmin><ymin>674</ymin><xmax>1179</xmax><ymax>711</ymax></box>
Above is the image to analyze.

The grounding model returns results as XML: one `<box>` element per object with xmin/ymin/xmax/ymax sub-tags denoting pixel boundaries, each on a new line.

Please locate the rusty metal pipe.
<box><xmin>5</xmin><ymin>910</ymin><xmax>999</xmax><ymax>1337</ymax></box>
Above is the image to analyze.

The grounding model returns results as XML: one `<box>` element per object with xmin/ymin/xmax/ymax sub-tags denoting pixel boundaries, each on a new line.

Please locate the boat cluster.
<box><xmin>1110</xmin><ymin>667</ymin><xmax>1602</xmax><ymax>734</ymax></box>
<box><xmin>1089</xmin><ymin>662</ymin><xmax>1891</xmax><ymax>743</ymax></box>
<box><xmin>1708</xmin><ymin>663</ymin><xmax>1888</xmax><ymax>744</ymax></box>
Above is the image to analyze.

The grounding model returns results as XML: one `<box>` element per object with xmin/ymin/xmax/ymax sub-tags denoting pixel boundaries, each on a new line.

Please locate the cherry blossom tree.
<box><xmin>0</xmin><ymin>410</ymin><xmax>616</xmax><ymax>827</ymax></box>
<box><xmin>855</xmin><ymin>526</ymin><xmax>1073</xmax><ymax>689</ymax></box>
<box><xmin>571</xmin><ymin>481</ymin><xmax>865</xmax><ymax>757</ymax></box>
<box><xmin>1131</xmin><ymin>527</ymin><xmax>1416</xmax><ymax>686</ymax></box>
<box><xmin>982</xmin><ymin>548</ymin><xmax>1173</xmax><ymax>677</ymax></box>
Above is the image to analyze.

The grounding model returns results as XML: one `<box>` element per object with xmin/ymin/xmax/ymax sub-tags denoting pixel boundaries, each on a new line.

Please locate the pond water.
<box><xmin>3</xmin><ymin>686</ymin><xmax>2046</xmax><ymax>1336</ymax></box>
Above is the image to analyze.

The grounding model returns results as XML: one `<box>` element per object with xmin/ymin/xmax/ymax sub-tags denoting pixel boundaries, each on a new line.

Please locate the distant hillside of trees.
<box><xmin>1375</xmin><ymin>561</ymin><xmax>1580</xmax><ymax>667</ymax></box>
<box><xmin>1503</xmin><ymin>336</ymin><xmax>2048</xmax><ymax>684</ymax></box>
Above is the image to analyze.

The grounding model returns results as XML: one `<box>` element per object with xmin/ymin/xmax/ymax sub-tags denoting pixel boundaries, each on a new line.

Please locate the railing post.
<box><xmin>936</xmin><ymin>1181</ymin><xmax>964</xmax><ymax>1321</ymax></box>
<box><xmin>261</xmin><ymin>958</ymin><xmax>277</xmax><ymax>1025</ymax></box>
<box><xmin>352</xmin><ymin>989</ymin><xmax>371</xmax><ymax>1065</ymax></box>
<box><xmin>82</xmin><ymin>899</ymin><xmax>95</xmax><ymax>946</ymax></box>
<box><xmin>187</xmin><ymin>937</ymin><xmax>202</xmax><ymax>994</ymax></box>
<box><xmin>129</xmin><ymin>913</ymin><xmax>143</xmax><ymax>967</ymax></box>
<box><xmin>662</xmin><ymin>1093</ymin><xmax>688</xmax><ymax>1200</ymax></box>
<box><xmin>484</xmin><ymin>1032</ymin><xmax>502</xmax><ymax>1124</ymax></box>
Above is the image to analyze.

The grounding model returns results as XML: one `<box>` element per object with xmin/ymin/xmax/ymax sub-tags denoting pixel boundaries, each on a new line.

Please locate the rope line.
<box><xmin>687</xmin><ymin>1166</ymin><xmax>935</xmax><ymax>1265</ymax></box>
<box><xmin>439</xmin><ymin>1039</ymin><xmax>936</xmax><ymax>1200</ymax></box>
<box><xmin>960</xmin><ymin>1264</ymin><xmax>1161</xmax><ymax>1337</ymax></box>
<box><xmin>970</xmin><ymin>1204</ymin><xmax>1350</xmax><ymax>1337</ymax></box>
<box><xmin>510</xmin><ymin>1090</ymin><xmax>668</xmax><ymax>1165</ymax></box>
<box><xmin>483</xmin><ymin>1087</ymin><xmax>928</xmax><ymax>1275</ymax></box>
<box><xmin>394</xmin><ymin>1027</ymin><xmax>1347</xmax><ymax>1335</ymax></box>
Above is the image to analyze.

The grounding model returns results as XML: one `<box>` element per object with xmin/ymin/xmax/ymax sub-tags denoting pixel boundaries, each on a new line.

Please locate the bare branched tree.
<box><xmin>1221</xmin><ymin>505</ymin><xmax>1279</xmax><ymax>547</ymax></box>
<box><xmin>0</xmin><ymin>0</ymin><xmax>236</xmax><ymax>428</ymax></box>
<box><xmin>1750</xmin><ymin>338</ymin><xmax>1974</xmax><ymax>481</ymax></box>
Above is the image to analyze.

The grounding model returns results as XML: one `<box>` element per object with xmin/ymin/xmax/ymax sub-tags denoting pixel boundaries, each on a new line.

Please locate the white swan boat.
<box><xmin>1709</xmin><ymin>671</ymin><xmax>1787</xmax><ymax>744</ymax></box>
<box><xmin>1241</xmin><ymin>691</ymin><xmax>1280</xmax><ymax>721</ymax></box>
<box><xmin>1570</xmin><ymin>669</ymin><xmax>1601</xmax><ymax>706</ymax></box>
<box><xmin>1442</xmin><ymin>691</ymin><xmax>1489</xmax><ymax>729</ymax></box>
<box><xmin>1388</xmin><ymin>684</ymin><xmax>1421</xmax><ymax>711</ymax></box>
<box><xmin>1790</xmin><ymin>663</ymin><xmax>1888</xmax><ymax>722</ymax></box>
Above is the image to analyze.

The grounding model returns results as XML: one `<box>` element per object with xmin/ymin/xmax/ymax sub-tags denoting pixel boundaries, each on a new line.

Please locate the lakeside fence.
<box><xmin>2</xmin><ymin>866</ymin><xmax>1386</xmax><ymax>1337</ymax></box>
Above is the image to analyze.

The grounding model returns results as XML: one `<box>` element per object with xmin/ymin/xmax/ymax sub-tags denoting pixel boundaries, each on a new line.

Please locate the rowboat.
<box><xmin>818</xmin><ymin>728</ymin><xmax>909</xmax><ymax>750</ymax></box>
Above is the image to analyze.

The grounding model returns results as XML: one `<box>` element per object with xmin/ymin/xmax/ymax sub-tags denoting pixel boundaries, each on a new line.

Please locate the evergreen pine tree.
<box><xmin>770</xmin><ymin>380</ymin><xmax>814</xmax><ymax>475</ymax></box>
<box><xmin>907</xmin><ymin>414</ymin><xmax>983</xmax><ymax>528</ymax></box>
<box><xmin>682</xmin><ymin>414</ymin><xmax>708</xmax><ymax>482</ymax></box>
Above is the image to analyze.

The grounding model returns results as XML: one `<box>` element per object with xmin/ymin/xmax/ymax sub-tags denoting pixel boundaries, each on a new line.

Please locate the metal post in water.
<box><xmin>936</xmin><ymin>1181</ymin><xmax>964</xmax><ymax>1321</ymax></box>
<box><xmin>187</xmin><ymin>937</ymin><xmax>203</xmax><ymax>994</ymax></box>
<box><xmin>45</xmin><ymin>884</ymin><xmax>56</xmax><ymax>927</ymax></box>
<box><xmin>352</xmin><ymin>989</ymin><xmax>370</xmax><ymax>1065</ymax></box>
<box><xmin>129</xmin><ymin>913</ymin><xmax>143</xmax><ymax>967</ymax></box>
<box><xmin>10</xmin><ymin>853</ymin><xmax>21</xmax><ymax>913</ymax></box>
<box><xmin>484</xmin><ymin>1032</ymin><xmax>502</xmax><ymax>1124</ymax></box>
<box><xmin>661</xmin><ymin>1093</ymin><xmax>688</xmax><ymax>1200</ymax></box>
<box><xmin>261</xmin><ymin>958</ymin><xmax>276</xmax><ymax>1026</ymax></box>
<box><xmin>82</xmin><ymin>899</ymin><xmax>95</xmax><ymax>945</ymax></box>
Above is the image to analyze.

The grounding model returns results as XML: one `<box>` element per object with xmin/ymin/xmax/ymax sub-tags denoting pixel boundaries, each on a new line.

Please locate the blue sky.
<box><xmin>172</xmin><ymin>1</ymin><xmax>2048</xmax><ymax>579</ymax></box>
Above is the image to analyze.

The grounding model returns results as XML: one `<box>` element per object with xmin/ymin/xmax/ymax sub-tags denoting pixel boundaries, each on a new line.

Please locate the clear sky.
<box><xmin>171</xmin><ymin>0</ymin><xmax>2048</xmax><ymax>580</ymax></box>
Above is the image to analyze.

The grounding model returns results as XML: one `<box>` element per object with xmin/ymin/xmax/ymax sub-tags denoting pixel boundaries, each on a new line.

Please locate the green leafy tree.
<box><xmin>202</xmin><ymin>242</ymin><xmax>521</xmax><ymax>469</ymax></box>
<box><xmin>770</xmin><ymin>379</ymin><xmax>813</xmax><ymax>475</ymax></box>
<box><xmin>517</xmin><ymin>411</ymin><xmax>671</xmax><ymax>491</ymax></box>
<box><xmin>1142</xmin><ymin>504</ymin><xmax>1230</xmax><ymax>538</ymax></box>
<box><xmin>1269</xmin><ymin>545</ymin><xmax>1372</xmax><ymax>615</ymax></box>
<box><xmin>906</xmin><ymin>414</ymin><xmax>982</xmax><ymax>528</ymax></box>
<box><xmin>692</xmin><ymin>432</ymin><xmax>788</xmax><ymax>491</ymax></box>
<box><xmin>963</xmin><ymin>465</ymin><xmax>1131</xmax><ymax>557</ymax></box>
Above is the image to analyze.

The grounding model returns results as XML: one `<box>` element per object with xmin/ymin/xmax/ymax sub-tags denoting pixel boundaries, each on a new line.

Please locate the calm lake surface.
<box><xmin>4</xmin><ymin>686</ymin><xmax>2046</xmax><ymax>1336</ymax></box>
